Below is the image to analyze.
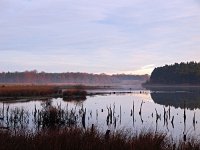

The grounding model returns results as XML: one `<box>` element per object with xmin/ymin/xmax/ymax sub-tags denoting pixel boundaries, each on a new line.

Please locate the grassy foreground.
<box><xmin>0</xmin><ymin>127</ymin><xmax>200</xmax><ymax>150</ymax></box>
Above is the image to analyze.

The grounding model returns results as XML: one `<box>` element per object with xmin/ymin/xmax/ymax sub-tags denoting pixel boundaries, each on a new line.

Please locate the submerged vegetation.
<box><xmin>0</xmin><ymin>102</ymin><xmax>200</xmax><ymax>149</ymax></box>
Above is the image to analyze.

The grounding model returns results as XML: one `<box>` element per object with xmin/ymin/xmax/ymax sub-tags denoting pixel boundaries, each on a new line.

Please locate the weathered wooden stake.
<box><xmin>168</xmin><ymin>105</ymin><xmax>171</xmax><ymax>119</ymax></box>
<box><xmin>120</xmin><ymin>105</ymin><xmax>121</xmax><ymax>124</ymax></box>
<box><xmin>193</xmin><ymin>111</ymin><xmax>196</xmax><ymax>131</ymax></box>
<box><xmin>139</xmin><ymin>101</ymin><xmax>144</xmax><ymax>116</ymax></box>
<box><xmin>171</xmin><ymin>116</ymin><xmax>174</xmax><ymax>128</ymax></box>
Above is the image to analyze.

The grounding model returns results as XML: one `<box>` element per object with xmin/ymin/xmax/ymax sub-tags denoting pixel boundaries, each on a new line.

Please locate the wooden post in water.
<box><xmin>110</xmin><ymin>106</ymin><xmax>112</xmax><ymax>124</ymax></box>
<box><xmin>139</xmin><ymin>101</ymin><xmax>144</xmax><ymax>116</ymax></box>
<box><xmin>139</xmin><ymin>112</ymin><xmax>143</xmax><ymax>124</ymax></box>
<box><xmin>6</xmin><ymin>105</ymin><xmax>9</xmax><ymax>126</ymax></box>
<box><xmin>193</xmin><ymin>111</ymin><xmax>196</xmax><ymax>131</ymax></box>
<box><xmin>183</xmin><ymin>108</ymin><xmax>187</xmax><ymax>143</ymax></box>
<box><xmin>106</xmin><ymin>107</ymin><xmax>109</xmax><ymax>126</ymax></box>
<box><xmin>34</xmin><ymin>105</ymin><xmax>37</xmax><ymax>119</ymax></box>
<box><xmin>171</xmin><ymin>116</ymin><xmax>174</xmax><ymax>128</ymax></box>
<box><xmin>106</xmin><ymin>115</ymin><xmax>109</xmax><ymax>125</ymax></box>
<box><xmin>82</xmin><ymin>108</ymin><xmax>86</xmax><ymax>129</ymax></box>
<box><xmin>114</xmin><ymin>117</ymin><xmax>116</xmax><ymax>128</ymax></box>
<box><xmin>183</xmin><ymin>102</ymin><xmax>186</xmax><ymax>126</ymax></box>
<box><xmin>96</xmin><ymin>109</ymin><xmax>98</xmax><ymax>122</ymax></box>
<box><xmin>91</xmin><ymin>124</ymin><xmax>94</xmax><ymax>133</ymax></box>
<box><xmin>139</xmin><ymin>101</ymin><xmax>144</xmax><ymax>124</ymax></box>
<box><xmin>120</xmin><ymin>105</ymin><xmax>121</xmax><ymax>124</ymax></box>
<box><xmin>133</xmin><ymin>100</ymin><xmax>134</xmax><ymax>116</ymax></box>
<box><xmin>163</xmin><ymin>106</ymin><xmax>166</xmax><ymax>126</ymax></box>
<box><xmin>168</xmin><ymin>105</ymin><xmax>171</xmax><ymax>120</ymax></box>
<box><xmin>113</xmin><ymin>103</ymin><xmax>115</xmax><ymax>118</ymax></box>
<box><xmin>133</xmin><ymin>100</ymin><xmax>135</xmax><ymax>126</ymax></box>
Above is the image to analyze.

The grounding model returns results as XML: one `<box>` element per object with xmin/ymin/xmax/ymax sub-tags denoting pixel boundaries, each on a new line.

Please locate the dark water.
<box><xmin>0</xmin><ymin>87</ymin><xmax>200</xmax><ymax>141</ymax></box>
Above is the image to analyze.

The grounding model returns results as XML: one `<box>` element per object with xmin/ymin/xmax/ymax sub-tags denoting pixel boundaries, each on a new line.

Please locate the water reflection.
<box><xmin>63</xmin><ymin>97</ymin><xmax>86</xmax><ymax>104</ymax></box>
<box><xmin>149</xmin><ymin>87</ymin><xmax>200</xmax><ymax>109</ymax></box>
<box><xmin>1</xmin><ymin>89</ymin><xmax>200</xmax><ymax>141</ymax></box>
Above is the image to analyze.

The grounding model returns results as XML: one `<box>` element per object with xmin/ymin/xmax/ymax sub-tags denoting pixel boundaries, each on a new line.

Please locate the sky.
<box><xmin>0</xmin><ymin>0</ymin><xmax>200</xmax><ymax>75</ymax></box>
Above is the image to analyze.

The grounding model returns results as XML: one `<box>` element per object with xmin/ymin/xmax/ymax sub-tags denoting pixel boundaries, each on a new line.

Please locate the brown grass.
<box><xmin>0</xmin><ymin>85</ymin><xmax>60</xmax><ymax>97</ymax></box>
<box><xmin>0</xmin><ymin>85</ymin><xmax>91</xmax><ymax>100</ymax></box>
<box><xmin>0</xmin><ymin>84</ymin><xmax>114</xmax><ymax>101</ymax></box>
<box><xmin>0</xmin><ymin>127</ymin><xmax>173</xmax><ymax>150</ymax></box>
<box><xmin>1</xmin><ymin>126</ymin><xmax>200</xmax><ymax>150</ymax></box>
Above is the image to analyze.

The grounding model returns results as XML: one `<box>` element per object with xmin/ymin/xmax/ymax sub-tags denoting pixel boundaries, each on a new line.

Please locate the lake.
<box><xmin>1</xmin><ymin>87</ymin><xmax>200</xmax><ymax>141</ymax></box>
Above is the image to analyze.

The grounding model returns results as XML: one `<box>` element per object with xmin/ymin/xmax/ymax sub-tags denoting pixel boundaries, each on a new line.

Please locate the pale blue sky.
<box><xmin>0</xmin><ymin>0</ymin><xmax>200</xmax><ymax>74</ymax></box>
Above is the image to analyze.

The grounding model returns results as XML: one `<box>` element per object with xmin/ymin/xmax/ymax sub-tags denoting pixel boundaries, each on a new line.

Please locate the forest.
<box><xmin>0</xmin><ymin>71</ymin><xmax>148</xmax><ymax>85</ymax></box>
<box><xmin>147</xmin><ymin>62</ymin><xmax>200</xmax><ymax>85</ymax></box>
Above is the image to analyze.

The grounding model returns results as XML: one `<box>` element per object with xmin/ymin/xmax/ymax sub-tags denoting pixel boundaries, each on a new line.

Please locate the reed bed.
<box><xmin>0</xmin><ymin>104</ymin><xmax>200</xmax><ymax>150</ymax></box>
<box><xmin>0</xmin><ymin>85</ymin><xmax>89</xmax><ymax>100</ymax></box>
<box><xmin>1</xmin><ymin>125</ymin><xmax>200</xmax><ymax>150</ymax></box>
<box><xmin>0</xmin><ymin>85</ymin><xmax>60</xmax><ymax>97</ymax></box>
<box><xmin>0</xmin><ymin>127</ymin><xmax>169</xmax><ymax>150</ymax></box>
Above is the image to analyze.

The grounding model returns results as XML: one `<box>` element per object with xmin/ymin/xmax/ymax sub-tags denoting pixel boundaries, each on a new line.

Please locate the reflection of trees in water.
<box><xmin>151</xmin><ymin>92</ymin><xmax>200</xmax><ymax>110</ymax></box>
<box><xmin>63</xmin><ymin>97</ymin><xmax>86</xmax><ymax>106</ymax></box>
<box><xmin>145</xmin><ymin>86</ymin><xmax>200</xmax><ymax>92</ymax></box>
<box><xmin>62</xmin><ymin>89</ymin><xmax>87</xmax><ymax>106</ymax></box>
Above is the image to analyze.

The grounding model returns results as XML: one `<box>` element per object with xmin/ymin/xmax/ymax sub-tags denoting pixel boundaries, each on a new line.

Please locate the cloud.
<box><xmin>116</xmin><ymin>64</ymin><xmax>155</xmax><ymax>75</ymax></box>
<box><xmin>0</xmin><ymin>0</ymin><xmax>200</xmax><ymax>74</ymax></box>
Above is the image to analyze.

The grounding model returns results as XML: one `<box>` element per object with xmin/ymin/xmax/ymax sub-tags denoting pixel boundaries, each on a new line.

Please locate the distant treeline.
<box><xmin>147</xmin><ymin>62</ymin><xmax>200</xmax><ymax>85</ymax></box>
<box><xmin>0</xmin><ymin>71</ymin><xmax>148</xmax><ymax>84</ymax></box>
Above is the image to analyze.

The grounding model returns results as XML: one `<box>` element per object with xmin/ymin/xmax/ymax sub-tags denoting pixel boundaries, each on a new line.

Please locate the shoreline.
<box><xmin>0</xmin><ymin>91</ymin><xmax>139</xmax><ymax>102</ymax></box>
<box><xmin>142</xmin><ymin>84</ymin><xmax>200</xmax><ymax>88</ymax></box>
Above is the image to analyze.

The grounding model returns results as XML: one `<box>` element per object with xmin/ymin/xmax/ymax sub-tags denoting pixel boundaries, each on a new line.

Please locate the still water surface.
<box><xmin>1</xmin><ymin>88</ymin><xmax>200</xmax><ymax>140</ymax></box>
